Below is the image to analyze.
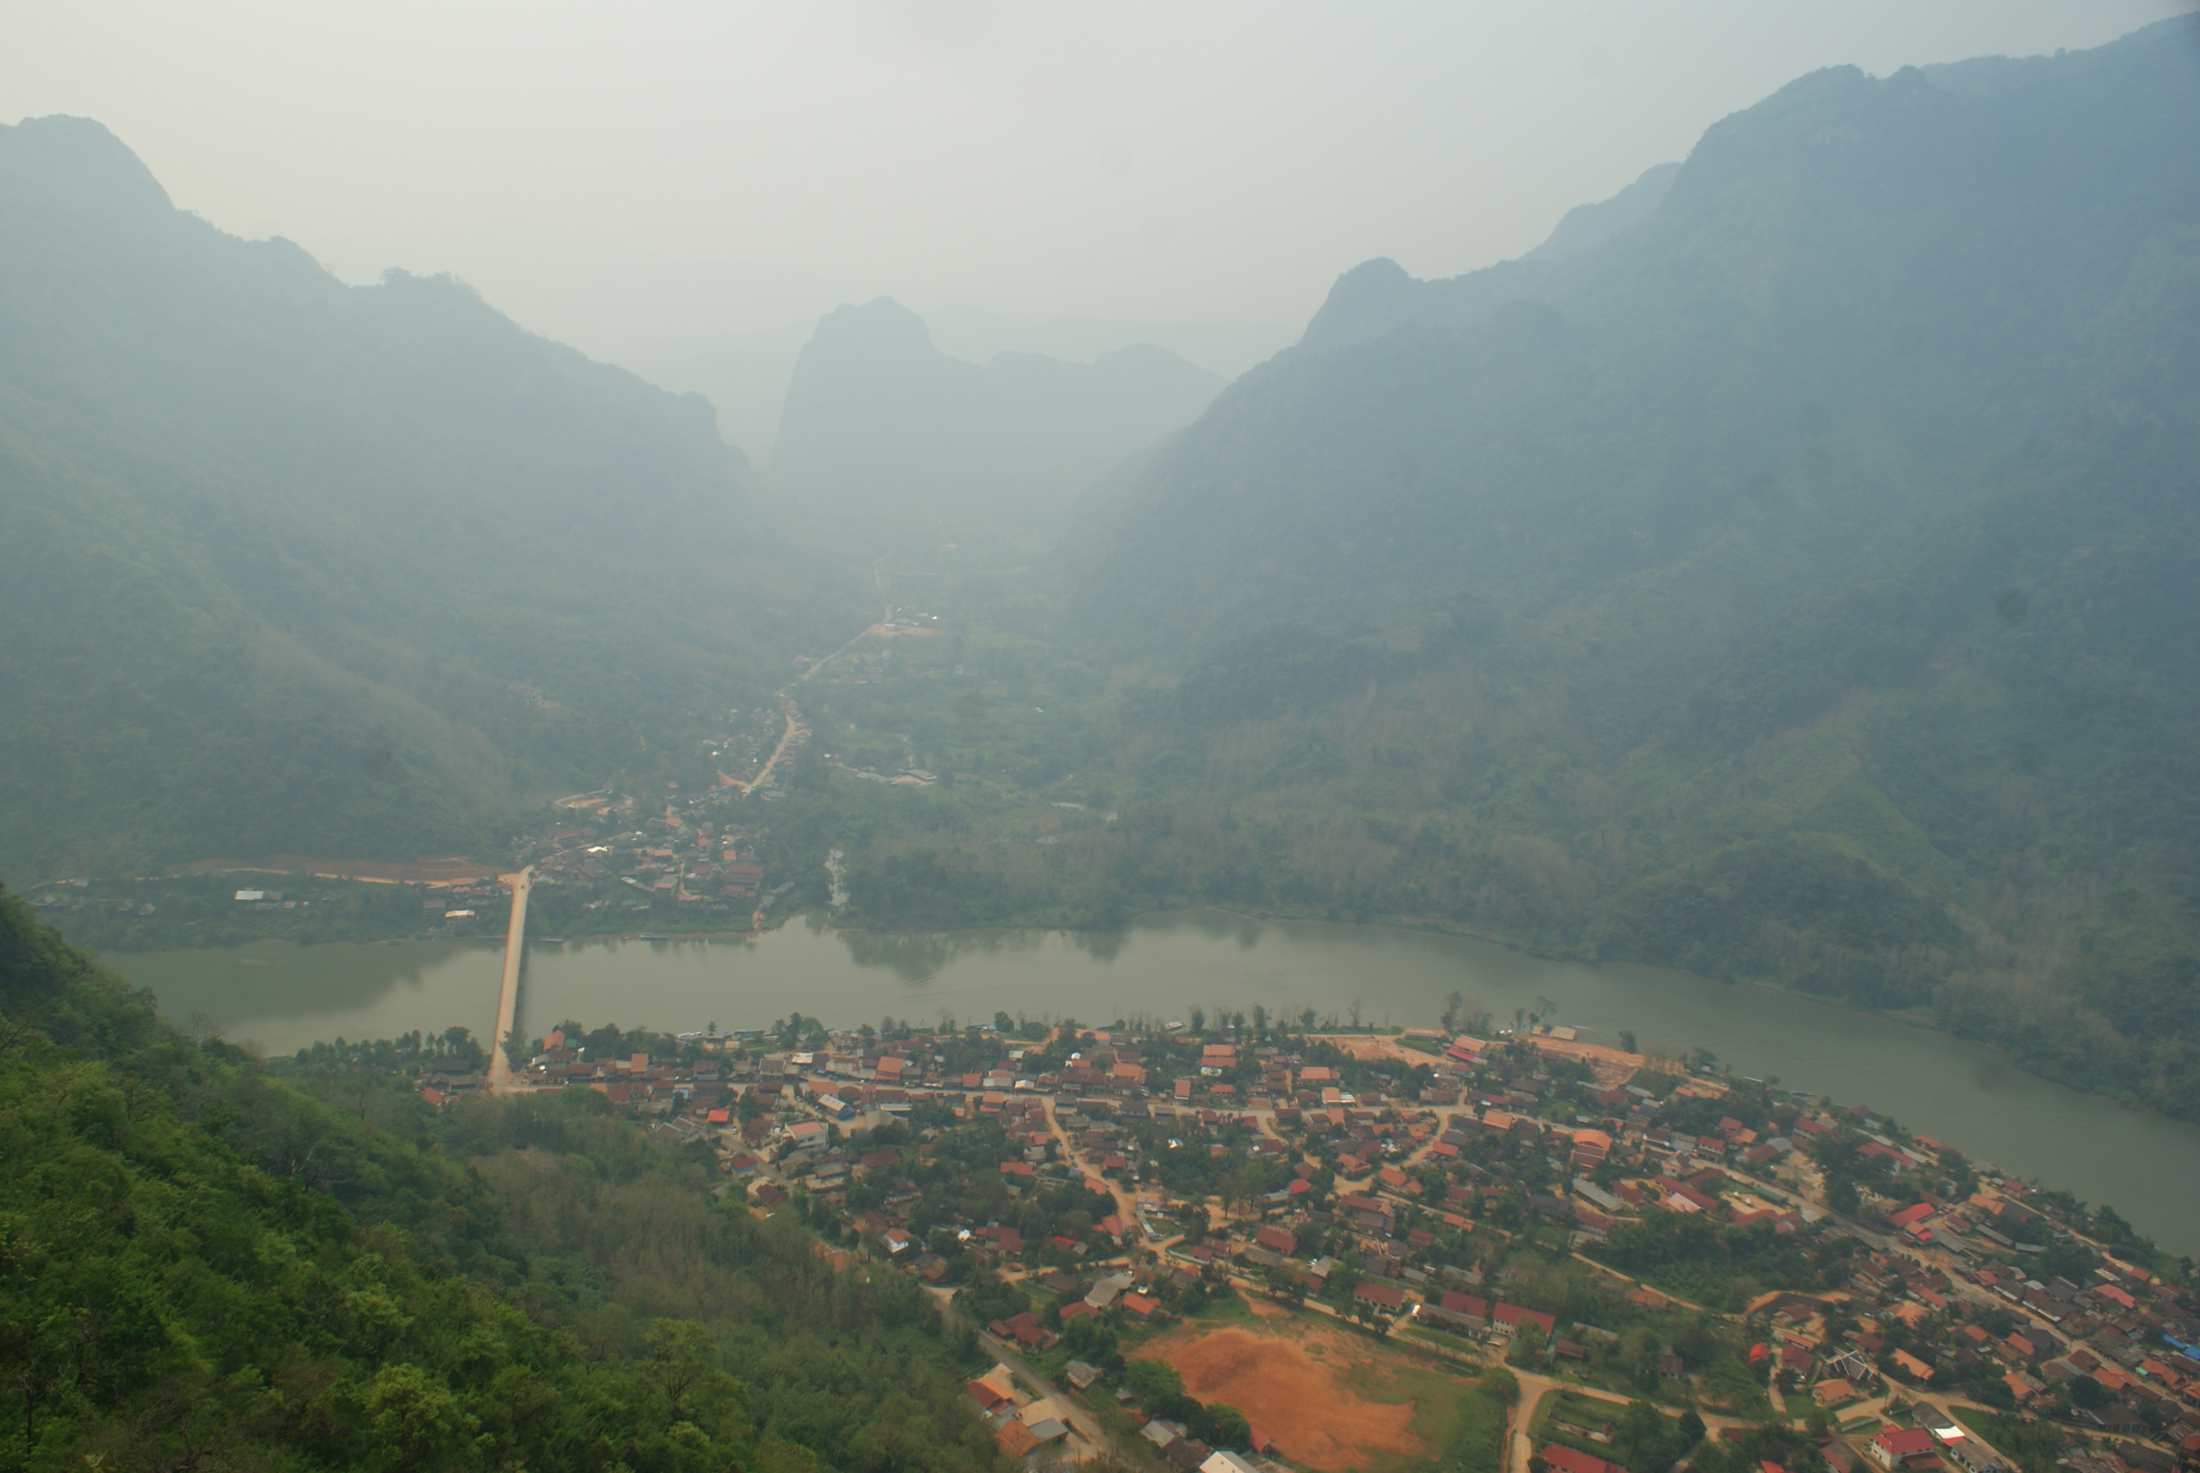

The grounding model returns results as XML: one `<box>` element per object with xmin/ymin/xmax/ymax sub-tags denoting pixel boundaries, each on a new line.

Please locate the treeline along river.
<box><xmin>118</xmin><ymin>908</ymin><xmax>2200</xmax><ymax>1255</ymax></box>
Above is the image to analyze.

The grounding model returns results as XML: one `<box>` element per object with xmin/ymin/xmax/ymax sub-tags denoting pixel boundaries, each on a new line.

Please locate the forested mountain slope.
<box><xmin>1059</xmin><ymin>20</ymin><xmax>2200</xmax><ymax>1114</ymax></box>
<box><xmin>0</xmin><ymin>889</ymin><xmax>1005</xmax><ymax>1470</ymax></box>
<box><xmin>0</xmin><ymin>117</ymin><xmax>843</xmax><ymax>880</ymax></box>
<box><xmin>772</xmin><ymin>297</ymin><xmax>1220</xmax><ymax>545</ymax></box>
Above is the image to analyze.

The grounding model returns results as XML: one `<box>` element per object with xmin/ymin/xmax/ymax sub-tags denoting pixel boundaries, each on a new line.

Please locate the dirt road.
<box><xmin>753</xmin><ymin>696</ymin><xmax>808</xmax><ymax>789</ymax></box>
<box><xmin>1042</xmin><ymin>1097</ymin><xmax>1142</xmax><ymax>1229</ymax></box>
<box><xmin>168</xmin><ymin>853</ymin><xmax>495</xmax><ymax>885</ymax></box>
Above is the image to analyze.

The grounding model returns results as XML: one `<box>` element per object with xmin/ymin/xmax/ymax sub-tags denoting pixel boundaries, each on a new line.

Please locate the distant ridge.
<box><xmin>1054</xmin><ymin>17</ymin><xmax>2200</xmax><ymax>1121</ymax></box>
<box><xmin>0</xmin><ymin>115</ymin><xmax>838</xmax><ymax>879</ymax></box>
<box><xmin>770</xmin><ymin>296</ymin><xmax>1221</xmax><ymax>544</ymax></box>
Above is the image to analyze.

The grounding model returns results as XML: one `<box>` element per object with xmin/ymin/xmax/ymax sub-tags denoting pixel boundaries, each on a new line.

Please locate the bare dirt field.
<box><xmin>1134</xmin><ymin>1318</ymin><xmax>1436</xmax><ymax>1472</ymax></box>
<box><xmin>1310</xmin><ymin>1033</ymin><xmax>1447</xmax><ymax>1067</ymax></box>
<box><xmin>1521</xmin><ymin>1034</ymin><xmax>1671</xmax><ymax>1086</ymax></box>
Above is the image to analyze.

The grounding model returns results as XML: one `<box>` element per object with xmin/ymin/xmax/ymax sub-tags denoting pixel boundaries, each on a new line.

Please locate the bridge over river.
<box><xmin>484</xmin><ymin>866</ymin><xmax>531</xmax><ymax>1092</ymax></box>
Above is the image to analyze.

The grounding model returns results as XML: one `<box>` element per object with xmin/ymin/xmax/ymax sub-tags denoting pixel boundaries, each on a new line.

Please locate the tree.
<box><xmin>1618</xmin><ymin>1029</ymin><xmax>1638</xmax><ymax>1053</ymax></box>
<box><xmin>1127</xmin><ymin>1358</ymin><xmax>1187</xmax><ymax>1416</ymax></box>
<box><xmin>364</xmin><ymin>1363</ymin><xmax>477</xmax><ymax>1470</ymax></box>
<box><xmin>1442</xmin><ymin>989</ymin><xmax>1465</xmax><ymax>1034</ymax></box>
<box><xmin>1192</xmin><ymin>1402</ymin><xmax>1251</xmax><ymax>1449</ymax></box>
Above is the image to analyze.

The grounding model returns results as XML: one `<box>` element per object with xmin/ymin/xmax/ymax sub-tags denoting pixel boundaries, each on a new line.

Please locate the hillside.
<box><xmin>771</xmin><ymin>297</ymin><xmax>1220</xmax><ymax>546</ymax></box>
<box><xmin>0</xmin><ymin>888</ymin><xmax>1007</xmax><ymax>1469</ymax></box>
<box><xmin>1042</xmin><ymin>21</ymin><xmax>2200</xmax><ymax>1114</ymax></box>
<box><xmin>0</xmin><ymin>117</ymin><xmax>846</xmax><ymax>881</ymax></box>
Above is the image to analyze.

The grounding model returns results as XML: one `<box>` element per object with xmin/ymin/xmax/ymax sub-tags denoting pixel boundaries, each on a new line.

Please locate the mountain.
<box><xmin>770</xmin><ymin>297</ymin><xmax>1221</xmax><ymax>545</ymax></box>
<box><xmin>0</xmin><ymin>117</ymin><xmax>843</xmax><ymax>880</ymax></box>
<box><xmin>0</xmin><ymin>888</ymin><xmax>1000</xmax><ymax>1468</ymax></box>
<box><xmin>1062</xmin><ymin>20</ymin><xmax>2200</xmax><ymax>1115</ymax></box>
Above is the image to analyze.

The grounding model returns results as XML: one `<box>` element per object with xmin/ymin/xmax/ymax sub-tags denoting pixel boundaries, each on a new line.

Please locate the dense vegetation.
<box><xmin>764</xmin><ymin>20</ymin><xmax>2200</xmax><ymax>1122</ymax></box>
<box><xmin>0</xmin><ymin>889</ymin><xmax>1004</xmax><ymax>1470</ymax></box>
<box><xmin>0</xmin><ymin>116</ymin><xmax>849</xmax><ymax>884</ymax></box>
<box><xmin>1585</xmin><ymin>1213</ymin><xmax>1859</xmax><ymax>1313</ymax></box>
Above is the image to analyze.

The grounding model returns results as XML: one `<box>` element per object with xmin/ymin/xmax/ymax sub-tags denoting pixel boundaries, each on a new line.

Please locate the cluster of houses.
<box><xmin>965</xmin><ymin>1362</ymin><xmax>1087</xmax><ymax>1465</ymax></box>
<box><xmin>524</xmin><ymin>803</ymin><xmax>771</xmax><ymax>922</ymax></box>
<box><xmin>416</xmin><ymin>1018</ymin><xmax>2200</xmax><ymax>1473</ymax></box>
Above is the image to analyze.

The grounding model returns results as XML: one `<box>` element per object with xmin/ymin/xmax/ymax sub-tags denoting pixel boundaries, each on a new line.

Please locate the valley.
<box><xmin>7</xmin><ymin>14</ymin><xmax>2200</xmax><ymax>1472</ymax></box>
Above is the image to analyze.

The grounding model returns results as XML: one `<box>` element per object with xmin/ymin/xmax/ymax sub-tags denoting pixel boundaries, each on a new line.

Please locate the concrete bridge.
<box><xmin>484</xmin><ymin>866</ymin><xmax>532</xmax><ymax>1092</ymax></box>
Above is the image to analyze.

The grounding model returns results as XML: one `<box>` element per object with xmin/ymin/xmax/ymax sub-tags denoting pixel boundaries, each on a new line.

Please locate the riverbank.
<box><xmin>65</xmin><ymin>872</ymin><xmax>2200</xmax><ymax>1136</ymax></box>
<box><xmin>110</xmin><ymin>908</ymin><xmax>2200</xmax><ymax>1255</ymax></box>
<box><xmin>793</xmin><ymin>897</ymin><xmax>2199</xmax><ymax>1133</ymax></box>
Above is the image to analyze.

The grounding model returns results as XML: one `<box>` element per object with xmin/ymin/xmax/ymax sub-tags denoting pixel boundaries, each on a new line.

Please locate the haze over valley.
<box><xmin>5</xmin><ymin>6</ymin><xmax>2200</xmax><ymax>1469</ymax></box>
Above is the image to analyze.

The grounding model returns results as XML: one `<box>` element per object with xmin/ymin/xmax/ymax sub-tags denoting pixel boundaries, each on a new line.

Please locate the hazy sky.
<box><xmin>8</xmin><ymin>0</ymin><xmax>2186</xmax><ymax>454</ymax></box>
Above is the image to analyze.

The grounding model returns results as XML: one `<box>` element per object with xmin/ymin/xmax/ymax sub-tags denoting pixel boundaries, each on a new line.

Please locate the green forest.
<box><xmin>0</xmin><ymin>889</ymin><xmax>1008</xmax><ymax>1470</ymax></box>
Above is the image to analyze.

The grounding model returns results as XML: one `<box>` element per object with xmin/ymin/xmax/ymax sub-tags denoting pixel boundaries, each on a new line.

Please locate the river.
<box><xmin>114</xmin><ymin>907</ymin><xmax>2200</xmax><ymax>1256</ymax></box>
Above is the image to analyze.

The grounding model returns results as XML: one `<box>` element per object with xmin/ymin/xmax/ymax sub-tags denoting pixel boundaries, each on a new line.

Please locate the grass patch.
<box><xmin>1398</xmin><ymin>1322</ymin><xmax>1489</xmax><ymax>1359</ymax></box>
<box><xmin>1191</xmin><ymin>1289</ymin><xmax>1256</xmax><ymax>1326</ymax></box>
<box><xmin>1535</xmin><ymin>1390</ymin><xmax>1624</xmax><ymax>1449</ymax></box>
<box><xmin>1949</xmin><ymin>1407</ymin><xmax>2064</xmax><ymax>1473</ymax></box>
<box><xmin>1699</xmin><ymin>1356</ymin><xmax>1773</xmax><ymax>1414</ymax></box>
<box><xmin>1344</xmin><ymin>1353</ymin><xmax>1482</xmax><ymax>1451</ymax></box>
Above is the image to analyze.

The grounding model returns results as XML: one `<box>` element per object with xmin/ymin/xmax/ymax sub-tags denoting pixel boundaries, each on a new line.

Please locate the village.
<box><xmin>409</xmin><ymin>1014</ymin><xmax>2200</xmax><ymax>1473</ymax></box>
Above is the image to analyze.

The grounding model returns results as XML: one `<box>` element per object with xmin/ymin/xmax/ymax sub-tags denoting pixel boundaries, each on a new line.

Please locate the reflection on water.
<box><xmin>119</xmin><ymin>938</ymin><xmax>503</xmax><ymax>1056</ymax></box>
<box><xmin>114</xmin><ymin>907</ymin><xmax>2200</xmax><ymax>1254</ymax></box>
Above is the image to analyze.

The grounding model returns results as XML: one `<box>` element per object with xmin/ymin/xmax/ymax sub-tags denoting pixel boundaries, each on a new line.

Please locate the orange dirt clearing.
<box><xmin>171</xmin><ymin>854</ymin><xmax>495</xmax><ymax>885</ymax></box>
<box><xmin>1522</xmin><ymin>1034</ymin><xmax>1669</xmax><ymax>1086</ymax></box>
<box><xmin>1309</xmin><ymin>1033</ymin><xmax>1438</xmax><ymax>1066</ymax></box>
<box><xmin>1135</xmin><ymin>1323</ymin><xmax>1428</xmax><ymax>1472</ymax></box>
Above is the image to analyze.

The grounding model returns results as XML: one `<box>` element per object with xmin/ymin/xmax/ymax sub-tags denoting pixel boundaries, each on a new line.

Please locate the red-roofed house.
<box><xmin>1495</xmin><ymin>1302</ymin><xmax>1557</xmax><ymax>1337</ymax></box>
<box><xmin>1868</xmin><ymin>1428</ymin><xmax>1938</xmax><ymax>1470</ymax></box>
<box><xmin>990</xmin><ymin>1311</ymin><xmax>1056</xmax><ymax>1350</ymax></box>
<box><xmin>1542</xmin><ymin>1443</ymin><xmax>1627</xmax><ymax>1473</ymax></box>
<box><xmin>1432</xmin><ymin>1290</ymin><xmax>1490</xmax><ymax>1327</ymax></box>
<box><xmin>1355</xmin><ymin>1281</ymin><xmax>1409</xmax><ymax>1311</ymax></box>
